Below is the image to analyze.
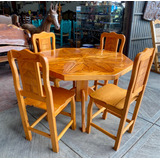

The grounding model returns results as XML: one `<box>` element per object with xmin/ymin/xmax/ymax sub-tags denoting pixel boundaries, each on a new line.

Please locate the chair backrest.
<box><xmin>150</xmin><ymin>19</ymin><xmax>160</xmax><ymax>51</ymax></box>
<box><xmin>73</xmin><ymin>20</ymin><xmax>81</xmax><ymax>32</ymax></box>
<box><xmin>61</xmin><ymin>20</ymin><xmax>71</xmax><ymax>34</ymax></box>
<box><xmin>73</xmin><ymin>21</ymin><xmax>76</xmax><ymax>33</ymax></box>
<box><xmin>32</xmin><ymin>31</ymin><xmax>56</xmax><ymax>53</ymax></box>
<box><xmin>7</xmin><ymin>49</ymin><xmax>54</xmax><ymax>108</ymax></box>
<box><xmin>38</xmin><ymin>19</ymin><xmax>43</xmax><ymax>26</ymax></box>
<box><xmin>124</xmin><ymin>48</ymin><xmax>155</xmax><ymax>110</ymax></box>
<box><xmin>100</xmin><ymin>32</ymin><xmax>126</xmax><ymax>53</ymax></box>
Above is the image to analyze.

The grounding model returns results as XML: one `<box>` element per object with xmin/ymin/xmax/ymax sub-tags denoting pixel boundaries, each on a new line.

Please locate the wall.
<box><xmin>16</xmin><ymin>1</ymin><xmax>84</xmax><ymax>13</ymax></box>
<box><xmin>125</xmin><ymin>1</ymin><xmax>153</xmax><ymax>60</ymax></box>
<box><xmin>16</xmin><ymin>2</ymin><xmax>39</xmax><ymax>13</ymax></box>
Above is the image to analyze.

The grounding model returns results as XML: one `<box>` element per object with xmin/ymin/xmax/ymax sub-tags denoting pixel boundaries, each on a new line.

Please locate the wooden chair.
<box><xmin>0</xmin><ymin>24</ymin><xmax>30</xmax><ymax>64</ymax></box>
<box><xmin>73</xmin><ymin>20</ymin><xmax>83</xmax><ymax>43</ymax></box>
<box><xmin>32</xmin><ymin>31</ymin><xmax>60</xmax><ymax>87</ymax></box>
<box><xmin>55</xmin><ymin>20</ymin><xmax>71</xmax><ymax>47</ymax></box>
<box><xmin>32</xmin><ymin>31</ymin><xmax>56</xmax><ymax>53</ymax></box>
<box><xmin>87</xmin><ymin>48</ymin><xmax>155</xmax><ymax>150</ymax></box>
<box><xmin>150</xmin><ymin>19</ymin><xmax>160</xmax><ymax>73</ymax></box>
<box><xmin>94</xmin><ymin>32</ymin><xmax>126</xmax><ymax>90</ymax></box>
<box><xmin>7</xmin><ymin>49</ymin><xmax>76</xmax><ymax>153</ymax></box>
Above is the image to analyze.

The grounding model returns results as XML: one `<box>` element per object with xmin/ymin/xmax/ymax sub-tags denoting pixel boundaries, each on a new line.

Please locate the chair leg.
<box><xmin>18</xmin><ymin>95</ymin><xmax>32</xmax><ymax>141</ymax></box>
<box><xmin>71</xmin><ymin>97</ymin><xmax>76</xmax><ymax>130</ymax></box>
<box><xmin>54</xmin><ymin>79</ymin><xmax>60</xmax><ymax>87</ymax></box>
<box><xmin>104</xmin><ymin>80</ymin><xmax>108</xmax><ymax>85</ymax></box>
<box><xmin>86</xmin><ymin>98</ymin><xmax>94</xmax><ymax>134</ymax></box>
<box><xmin>114</xmin><ymin>113</ymin><xmax>127</xmax><ymax>150</ymax></box>
<box><xmin>114</xmin><ymin>78</ymin><xmax>119</xmax><ymax>85</ymax></box>
<box><xmin>94</xmin><ymin>80</ymin><xmax>98</xmax><ymax>90</ymax></box>
<box><xmin>128</xmin><ymin>93</ymin><xmax>143</xmax><ymax>133</ymax></box>
<box><xmin>154</xmin><ymin>54</ymin><xmax>159</xmax><ymax>72</ymax></box>
<box><xmin>47</xmin><ymin>112</ymin><xmax>59</xmax><ymax>152</ymax></box>
<box><xmin>60</xmin><ymin>35</ymin><xmax>63</xmax><ymax>47</ymax></box>
<box><xmin>102</xmin><ymin>109</ymin><xmax>108</xmax><ymax>120</ymax></box>
<box><xmin>73</xmin><ymin>81</ymin><xmax>76</xmax><ymax>88</ymax></box>
<box><xmin>46</xmin><ymin>114</ymin><xmax>48</xmax><ymax>121</ymax></box>
<box><xmin>81</xmin><ymin>89</ymin><xmax>86</xmax><ymax>132</ymax></box>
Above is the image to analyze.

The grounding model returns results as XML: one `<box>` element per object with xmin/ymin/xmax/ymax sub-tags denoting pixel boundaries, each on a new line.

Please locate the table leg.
<box><xmin>114</xmin><ymin>79</ymin><xmax>119</xmax><ymax>85</ymax></box>
<box><xmin>75</xmin><ymin>81</ymin><xmax>88</xmax><ymax>101</ymax></box>
<box><xmin>81</xmin><ymin>89</ymin><xmax>86</xmax><ymax>132</ymax></box>
<box><xmin>75</xmin><ymin>81</ymin><xmax>88</xmax><ymax>132</ymax></box>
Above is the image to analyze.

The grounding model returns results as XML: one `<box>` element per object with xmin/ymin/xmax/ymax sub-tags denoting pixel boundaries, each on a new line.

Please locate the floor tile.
<box><xmin>117</xmin><ymin>73</ymin><xmax>160</xmax><ymax>124</ymax></box>
<box><xmin>0</xmin><ymin>107</ymin><xmax>81</xmax><ymax>158</ymax></box>
<box><xmin>1</xmin><ymin>62</ymin><xmax>159</xmax><ymax>158</ymax></box>
<box><xmin>128</xmin><ymin>87</ymin><xmax>160</xmax><ymax>123</ymax></box>
<box><xmin>155</xmin><ymin>118</ymin><xmax>160</xmax><ymax>127</ymax></box>
<box><xmin>123</xmin><ymin>124</ymin><xmax>160</xmax><ymax>158</ymax></box>
<box><xmin>27</xmin><ymin>103</ymin><xmax>152</xmax><ymax>158</ymax></box>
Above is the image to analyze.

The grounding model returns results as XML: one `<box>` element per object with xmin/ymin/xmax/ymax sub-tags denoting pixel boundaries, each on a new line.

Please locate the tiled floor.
<box><xmin>0</xmin><ymin>63</ymin><xmax>160</xmax><ymax>158</ymax></box>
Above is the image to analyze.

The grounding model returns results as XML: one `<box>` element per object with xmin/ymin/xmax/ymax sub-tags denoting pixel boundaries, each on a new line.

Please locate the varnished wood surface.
<box><xmin>94</xmin><ymin>32</ymin><xmax>126</xmax><ymax>89</ymax></box>
<box><xmin>0</xmin><ymin>24</ymin><xmax>29</xmax><ymax>46</ymax></box>
<box><xmin>39</xmin><ymin>48</ymin><xmax>133</xmax><ymax>132</ymax></box>
<box><xmin>0</xmin><ymin>46</ymin><xmax>28</xmax><ymax>53</ymax></box>
<box><xmin>0</xmin><ymin>56</ymin><xmax>9</xmax><ymax>63</ymax></box>
<box><xmin>32</xmin><ymin>32</ymin><xmax>56</xmax><ymax>53</ymax></box>
<box><xmin>86</xmin><ymin>48</ymin><xmax>155</xmax><ymax>151</ymax></box>
<box><xmin>100</xmin><ymin>32</ymin><xmax>125</xmax><ymax>53</ymax></box>
<box><xmin>32</xmin><ymin>31</ymin><xmax>60</xmax><ymax>87</ymax></box>
<box><xmin>7</xmin><ymin>49</ymin><xmax>76</xmax><ymax>152</ymax></box>
<box><xmin>39</xmin><ymin>48</ymin><xmax>133</xmax><ymax>81</ymax></box>
<box><xmin>0</xmin><ymin>24</ymin><xmax>30</xmax><ymax>64</ymax></box>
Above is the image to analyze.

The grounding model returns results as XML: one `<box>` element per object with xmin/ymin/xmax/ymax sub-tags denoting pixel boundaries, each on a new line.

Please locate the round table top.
<box><xmin>40</xmin><ymin>48</ymin><xmax>133</xmax><ymax>81</ymax></box>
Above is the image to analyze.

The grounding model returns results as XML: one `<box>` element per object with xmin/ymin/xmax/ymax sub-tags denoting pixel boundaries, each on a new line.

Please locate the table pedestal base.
<box><xmin>71</xmin><ymin>81</ymin><xmax>104</xmax><ymax>132</ymax></box>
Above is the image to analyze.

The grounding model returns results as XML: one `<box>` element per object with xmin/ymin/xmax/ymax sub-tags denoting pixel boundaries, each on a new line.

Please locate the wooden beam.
<box><xmin>29</xmin><ymin>127</ymin><xmax>50</xmax><ymax>139</ymax></box>
<box><xmin>30</xmin><ymin>112</ymin><xmax>47</xmax><ymax>128</ymax></box>
<box><xmin>91</xmin><ymin>122</ymin><xmax>116</xmax><ymax>140</ymax></box>
<box><xmin>58</xmin><ymin>120</ymin><xmax>73</xmax><ymax>141</ymax></box>
<box><xmin>92</xmin><ymin>107</ymin><xmax>106</xmax><ymax>119</ymax></box>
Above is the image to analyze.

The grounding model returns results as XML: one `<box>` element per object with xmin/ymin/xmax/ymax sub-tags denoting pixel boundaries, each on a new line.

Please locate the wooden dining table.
<box><xmin>39</xmin><ymin>48</ymin><xmax>133</xmax><ymax>132</ymax></box>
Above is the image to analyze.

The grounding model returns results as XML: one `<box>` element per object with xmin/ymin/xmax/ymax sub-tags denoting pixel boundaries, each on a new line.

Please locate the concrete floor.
<box><xmin>0</xmin><ymin>63</ymin><xmax>160</xmax><ymax>158</ymax></box>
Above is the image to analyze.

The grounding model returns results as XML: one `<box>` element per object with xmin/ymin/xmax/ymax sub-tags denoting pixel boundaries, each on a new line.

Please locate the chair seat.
<box><xmin>90</xmin><ymin>84</ymin><xmax>127</xmax><ymax>110</ymax></box>
<box><xmin>24</xmin><ymin>86</ymin><xmax>75</xmax><ymax>113</ymax></box>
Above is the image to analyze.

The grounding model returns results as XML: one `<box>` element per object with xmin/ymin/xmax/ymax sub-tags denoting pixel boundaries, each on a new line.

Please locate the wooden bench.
<box><xmin>0</xmin><ymin>24</ymin><xmax>30</xmax><ymax>63</ymax></box>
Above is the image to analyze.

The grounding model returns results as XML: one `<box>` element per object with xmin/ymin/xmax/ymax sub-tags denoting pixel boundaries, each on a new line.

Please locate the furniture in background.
<box><xmin>32</xmin><ymin>19</ymin><xmax>39</xmax><ymax>27</ymax></box>
<box><xmin>75</xmin><ymin>3</ymin><xmax>124</xmax><ymax>45</ymax></box>
<box><xmin>73</xmin><ymin>20</ymin><xmax>83</xmax><ymax>44</ymax></box>
<box><xmin>32</xmin><ymin>31</ymin><xmax>60</xmax><ymax>87</ymax></box>
<box><xmin>23</xmin><ymin>15</ymin><xmax>31</xmax><ymax>24</ymax></box>
<box><xmin>55</xmin><ymin>20</ymin><xmax>71</xmax><ymax>46</ymax></box>
<box><xmin>8</xmin><ymin>49</ymin><xmax>76</xmax><ymax>153</ymax></box>
<box><xmin>39</xmin><ymin>48</ymin><xmax>133</xmax><ymax>132</ymax></box>
<box><xmin>0</xmin><ymin>14</ymin><xmax>20</xmax><ymax>27</ymax></box>
<box><xmin>86</xmin><ymin>48</ymin><xmax>155</xmax><ymax>150</ymax></box>
<box><xmin>0</xmin><ymin>24</ymin><xmax>30</xmax><ymax>64</ymax></box>
<box><xmin>38</xmin><ymin>19</ymin><xmax>43</xmax><ymax>26</ymax></box>
<box><xmin>94</xmin><ymin>32</ymin><xmax>126</xmax><ymax>90</ymax></box>
<box><xmin>150</xmin><ymin>19</ymin><xmax>160</xmax><ymax>73</ymax></box>
<box><xmin>32</xmin><ymin>31</ymin><xmax>56</xmax><ymax>52</ymax></box>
